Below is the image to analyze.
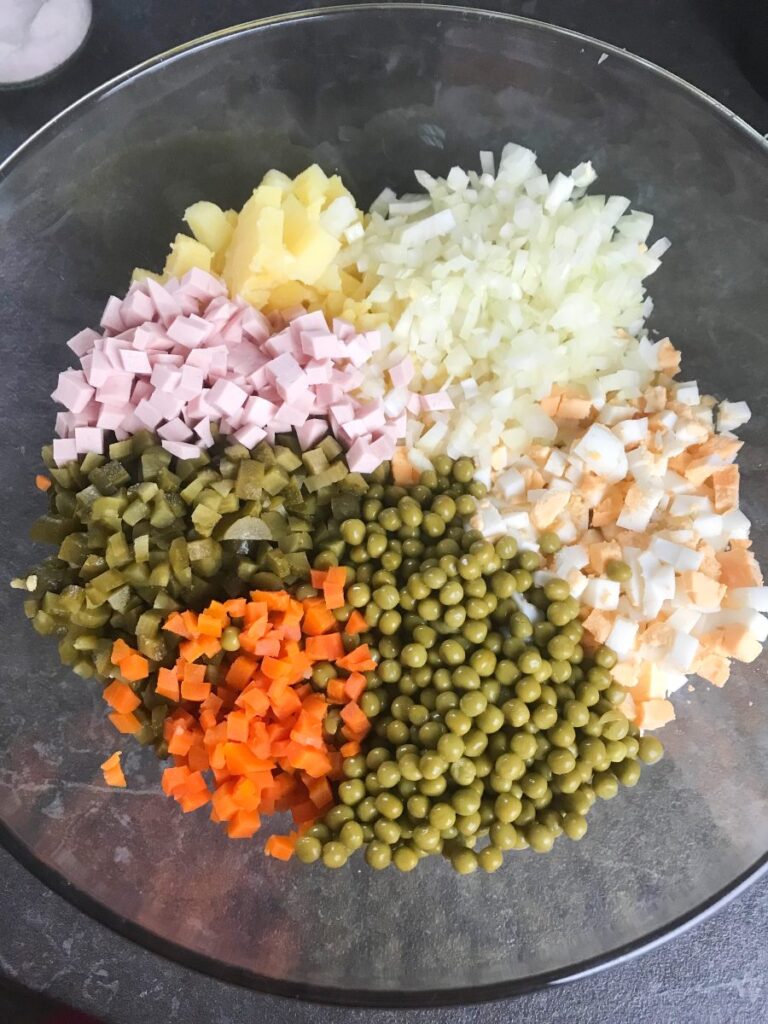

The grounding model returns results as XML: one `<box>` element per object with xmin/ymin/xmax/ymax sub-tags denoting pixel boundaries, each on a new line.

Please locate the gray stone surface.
<box><xmin>1</xmin><ymin>2</ymin><xmax>767</xmax><ymax>1022</ymax></box>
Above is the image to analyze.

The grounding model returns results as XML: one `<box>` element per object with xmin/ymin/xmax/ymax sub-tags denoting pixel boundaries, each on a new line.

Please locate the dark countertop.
<box><xmin>1</xmin><ymin>2</ymin><xmax>767</xmax><ymax>1023</ymax></box>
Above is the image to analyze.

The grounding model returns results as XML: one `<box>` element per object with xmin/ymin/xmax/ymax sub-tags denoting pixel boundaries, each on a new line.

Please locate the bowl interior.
<box><xmin>1</xmin><ymin>5</ymin><xmax>767</xmax><ymax>1004</ymax></box>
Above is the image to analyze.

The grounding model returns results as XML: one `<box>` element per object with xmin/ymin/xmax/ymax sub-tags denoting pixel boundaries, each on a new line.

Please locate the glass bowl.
<box><xmin>1</xmin><ymin>4</ymin><xmax>767</xmax><ymax>1007</ymax></box>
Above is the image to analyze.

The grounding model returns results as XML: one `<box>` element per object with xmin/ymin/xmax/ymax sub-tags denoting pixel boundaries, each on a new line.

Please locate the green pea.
<box><xmin>401</xmin><ymin>643</ymin><xmax>428</xmax><ymax>668</ymax></box>
<box><xmin>548</xmin><ymin>721</ymin><xmax>576</xmax><ymax>748</ymax></box>
<box><xmin>502</xmin><ymin>698</ymin><xmax>530</xmax><ymax>728</ymax></box>
<box><xmin>451</xmin><ymin>849</ymin><xmax>478</xmax><ymax>875</ymax></box>
<box><xmin>322</xmin><ymin>841</ymin><xmax>349</xmax><ymax>868</ymax></box>
<box><xmin>418</xmin><ymin>721</ymin><xmax>443</xmax><ymax>747</ymax></box>
<box><xmin>511</xmin><ymin>732</ymin><xmax>538</xmax><ymax>760</ymax></box>
<box><xmin>339</xmin><ymin>779</ymin><xmax>366</xmax><ymax>805</ymax></box>
<box><xmin>374</xmin><ymin>818</ymin><xmax>401</xmax><ymax>845</ymax></box>
<box><xmin>478</xmin><ymin>845</ymin><xmax>503</xmax><ymax>872</ymax></box>
<box><xmin>451</xmin><ymin>457</ymin><xmax>474</xmax><ymax>483</ymax></box>
<box><xmin>360</xmin><ymin>692</ymin><xmax>381</xmax><ymax>719</ymax></box>
<box><xmin>538</xmin><ymin>531</ymin><xmax>562</xmax><ymax>555</ymax></box>
<box><xmin>546</xmin><ymin>601</ymin><xmax>572</xmax><ymax>627</ymax></box>
<box><xmin>462</xmin><ymin>619</ymin><xmax>489</xmax><ymax>645</ymax></box>
<box><xmin>453</xmin><ymin>665</ymin><xmax>481</xmax><ymax>691</ymax></box>
<box><xmin>521</xmin><ymin>773</ymin><xmax>548</xmax><ymax>801</ymax></box>
<box><xmin>494</xmin><ymin>793</ymin><xmax>522</xmax><ymax>823</ymax></box>
<box><xmin>433</xmin><ymin>689</ymin><xmax>457</xmax><ymax>713</ymax></box>
<box><xmin>606</xmin><ymin>559</ymin><xmax>632</xmax><ymax>583</ymax></box>
<box><xmin>325</xmin><ymin>804</ymin><xmax>354</xmax><ymax>831</ymax></box>
<box><xmin>428</xmin><ymin>803</ymin><xmax>456</xmax><ymax>831</ymax></box>
<box><xmin>515</xmin><ymin>676</ymin><xmax>541</xmax><ymax>703</ymax></box>
<box><xmin>439</xmin><ymin>639</ymin><xmax>465</xmax><ymax>665</ymax></box>
<box><xmin>470</xmin><ymin>649</ymin><xmax>496</xmax><ymax>677</ymax></box>
<box><xmin>547</xmin><ymin>748</ymin><xmax>577</xmax><ymax>775</ymax></box>
<box><xmin>494</xmin><ymin>536</ymin><xmax>518</xmax><ymax>560</ymax></box>
<box><xmin>450</xmin><ymin>757</ymin><xmax>477</xmax><ymax>786</ymax></box>
<box><xmin>376</xmin><ymin>760</ymin><xmax>401</xmax><ymax>788</ymax></box>
<box><xmin>475</xmin><ymin>706</ymin><xmax>503</xmax><ymax>734</ymax></box>
<box><xmin>532</xmin><ymin>703</ymin><xmax>558</xmax><ymax>730</ymax></box>
<box><xmin>220</xmin><ymin>626</ymin><xmax>241</xmax><ymax>652</ymax></box>
<box><xmin>457</xmin><ymin>555</ymin><xmax>481</xmax><ymax>581</ymax></box>
<box><xmin>588</xmin><ymin>666</ymin><xmax>613</xmax><ymax>690</ymax></box>
<box><xmin>489</xmin><ymin>821</ymin><xmax>518</xmax><ymax>850</ymax></box>
<box><xmin>564</xmin><ymin>699</ymin><xmax>590</xmax><ymax>727</ymax></box>
<box><xmin>638</xmin><ymin>737</ymin><xmax>663</xmax><ymax>770</ymax></box>
<box><xmin>419</xmin><ymin>753</ymin><xmax>447</xmax><ymax>780</ymax></box>
<box><xmin>463</xmin><ymin>729</ymin><xmax>488</xmax><ymax>757</ymax></box>
<box><xmin>366</xmin><ymin>840</ymin><xmax>392</xmax><ymax>869</ymax></box>
<box><xmin>443</xmin><ymin>605</ymin><xmax>467</xmax><ymax>628</ymax></box>
<box><xmin>339</xmin><ymin>820</ymin><xmax>364</xmax><ymax>851</ymax></box>
<box><xmin>518</xmin><ymin>649</ymin><xmax>542</xmax><ymax>675</ymax></box>
<box><xmin>341</xmin><ymin>519</ymin><xmax>366</xmax><ymax>545</ymax></box>
<box><xmin>446</xmin><ymin>708</ymin><xmax>472</xmax><ymax>735</ymax></box>
<box><xmin>452</xmin><ymin>787</ymin><xmax>481</xmax><ymax>816</ymax></box>
<box><xmin>372</xmin><ymin>584</ymin><xmax>398</xmax><ymax>610</ymax></box>
<box><xmin>616</xmin><ymin>759</ymin><xmax>642</xmax><ymax>787</ymax></box>
<box><xmin>576</xmin><ymin>682</ymin><xmax>600</xmax><ymax>707</ymax></box>
<box><xmin>407</xmin><ymin>794</ymin><xmax>430</xmax><ymax>820</ymax></box>
<box><xmin>439</xmin><ymin>580</ymin><xmax>464</xmax><ymax>606</ymax></box>
<box><xmin>544</xmin><ymin>578</ymin><xmax>571</xmax><ymax>602</ymax></box>
<box><xmin>595</xmin><ymin>645</ymin><xmax>618</xmax><ymax>669</ymax></box>
<box><xmin>460</xmin><ymin>691</ymin><xmax>487</xmax><ymax>718</ymax></box>
<box><xmin>593</xmin><ymin>771</ymin><xmax>619</xmax><ymax>800</ymax></box>
<box><xmin>295</xmin><ymin>836</ymin><xmax>322</xmax><ymax>863</ymax></box>
<box><xmin>437</xmin><ymin>732</ymin><xmax>465</xmax><ymax>763</ymax></box>
<box><xmin>562</xmin><ymin>812</ymin><xmax>588</xmax><ymax>841</ymax></box>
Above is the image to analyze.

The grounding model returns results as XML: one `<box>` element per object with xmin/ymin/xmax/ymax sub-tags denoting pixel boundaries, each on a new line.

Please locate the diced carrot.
<box><xmin>167</xmin><ymin>727</ymin><xmax>196</xmax><ymax>756</ymax></box>
<box><xmin>310</xmin><ymin>569</ymin><xmax>327</xmax><ymax>589</ymax></box>
<box><xmin>265</xmin><ymin>833</ymin><xmax>298</xmax><ymax>861</ymax></box>
<box><xmin>180</xmin><ymin>788</ymin><xmax>211</xmax><ymax>813</ymax></box>
<box><xmin>237</xmin><ymin>687</ymin><xmax>270</xmax><ymax>717</ymax></box>
<box><xmin>161</xmin><ymin>765</ymin><xmax>191</xmax><ymax>796</ymax></box>
<box><xmin>156</xmin><ymin>666</ymin><xmax>180</xmax><ymax>701</ymax></box>
<box><xmin>340</xmin><ymin>701</ymin><xmax>369</xmax><ymax>735</ymax></box>
<box><xmin>224</xmin><ymin>598</ymin><xmax>247</xmax><ymax>618</ymax></box>
<box><xmin>250</xmin><ymin>590</ymin><xmax>290</xmax><ymax>611</ymax></box>
<box><xmin>164</xmin><ymin>612</ymin><xmax>193</xmax><ymax>638</ymax></box>
<box><xmin>306</xmin><ymin>775</ymin><xmax>333</xmax><ymax>809</ymax></box>
<box><xmin>120</xmin><ymin>653</ymin><xmax>150</xmax><ymax>682</ymax></box>
<box><xmin>305</xmin><ymin>633</ymin><xmax>345</xmax><ymax>661</ymax></box>
<box><xmin>198</xmin><ymin>611</ymin><xmax>224</xmax><ymax>637</ymax></box>
<box><xmin>35</xmin><ymin>474</ymin><xmax>52</xmax><ymax>491</ymax></box>
<box><xmin>100</xmin><ymin>751</ymin><xmax>126</xmax><ymax>788</ymax></box>
<box><xmin>326</xmin><ymin>677</ymin><xmax>347</xmax><ymax>703</ymax></box>
<box><xmin>152</xmin><ymin>589</ymin><xmax>379</xmax><ymax>856</ymax></box>
<box><xmin>337</xmin><ymin>644</ymin><xmax>376</xmax><ymax>671</ymax></box>
<box><xmin>227</xmin><ymin>809</ymin><xmax>261</xmax><ymax>839</ymax></box>
<box><xmin>344</xmin><ymin>610</ymin><xmax>368</xmax><ymax>635</ymax></box>
<box><xmin>344</xmin><ymin>672</ymin><xmax>367</xmax><ymax>701</ymax></box>
<box><xmin>110</xmin><ymin>638</ymin><xmax>135</xmax><ymax>665</ymax></box>
<box><xmin>102</xmin><ymin>680</ymin><xmax>141</xmax><ymax>714</ymax></box>
<box><xmin>108</xmin><ymin>710</ymin><xmax>142</xmax><ymax>735</ymax></box>
<box><xmin>181</xmin><ymin>675</ymin><xmax>211</xmax><ymax>702</ymax></box>
<box><xmin>226</xmin><ymin>711</ymin><xmax>250</xmax><ymax>742</ymax></box>
<box><xmin>226</xmin><ymin>655</ymin><xmax>258</xmax><ymax>689</ymax></box>
<box><xmin>302</xmin><ymin>603</ymin><xmax>337</xmax><ymax>635</ymax></box>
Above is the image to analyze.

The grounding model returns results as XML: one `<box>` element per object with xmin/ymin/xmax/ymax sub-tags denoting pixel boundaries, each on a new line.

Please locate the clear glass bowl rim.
<box><xmin>1</xmin><ymin>3</ymin><xmax>767</xmax><ymax>1007</ymax></box>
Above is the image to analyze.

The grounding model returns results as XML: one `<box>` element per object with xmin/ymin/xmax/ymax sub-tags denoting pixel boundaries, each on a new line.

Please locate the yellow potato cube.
<box><xmin>184</xmin><ymin>202</ymin><xmax>235</xmax><ymax>261</ymax></box>
<box><xmin>291</xmin><ymin>164</ymin><xmax>329</xmax><ymax>206</ymax></box>
<box><xmin>163</xmin><ymin>233</ymin><xmax>213</xmax><ymax>279</ymax></box>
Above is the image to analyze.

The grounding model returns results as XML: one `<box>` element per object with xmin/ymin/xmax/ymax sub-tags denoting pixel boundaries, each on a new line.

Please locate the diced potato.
<box><xmin>291</xmin><ymin>164</ymin><xmax>329</xmax><ymax>206</ymax></box>
<box><xmin>163</xmin><ymin>233</ymin><xmax>213</xmax><ymax>278</ymax></box>
<box><xmin>132</xmin><ymin>267</ymin><xmax>163</xmax><ymax>284</ymax></box>
<box><xmin>140</xmin><ymin>162</ymin><xmax>368</xmax><ymax>319</ymax></box>
<box><xmin>184</xmin><ymin>201</ymin><xmax>235</xmax><ymax>264</ymax></box>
